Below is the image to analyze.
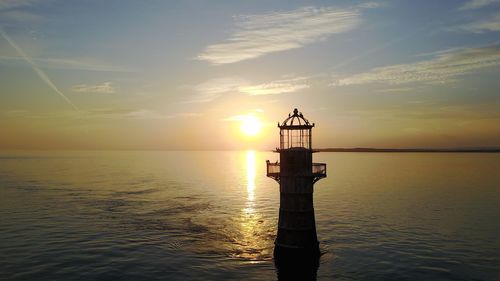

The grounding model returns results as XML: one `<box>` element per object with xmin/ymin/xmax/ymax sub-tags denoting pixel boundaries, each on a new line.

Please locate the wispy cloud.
<box><xmin>111</xmin><ymin>110</ymin><xmax>201</xmax><ymax>120</ymax></box>
<box><xmin>374</xmin><ymin>87</ymin><xmax>414</xmax><ymax>93</ymax></box>
<box><xmin>0</xmin><ymin>10</ymin><xmax>41</xmax><ymax>22</ymax></box>
<box><xmin>76</xmin><ymin>109</ymin><xmax>201</xmax><ymax>120</ymax></box>
<box><xmin>0</xmin><ymin>28</ymin><xmax>79</xmax><ymax>111</ymax></box>
<box><xmin>459</xmin><ymin>0</ymin><xmax>500</xmax><ymax>10</ymax></box>
<box><xmin>0</xmin><ymin>0</ymin><xmax>42</xmax><ymax>10</ymax></box>
<box><xmin>0</xmin><ymin>0</ymin><xmax>45</xmax><ymax>23</ymax></box>
<box><xmin>333</xmin><ymin>44</ymin><xmax>500</xmax><ymax>86</ymax></box>
<box><xmin>197</xmin><ymin>6</ymin><xmax>361</xmax><ymax>64</ymax></box>
<box><xmin>183</xmin><ymin>75</ymin><xmax>309</xmax><ymax>103</ymax></box>
<box><xmin>239</xmin><ymin>76</ymin><xmax>309</xmax><ymax>95</ymax></box>
<box><xmin>72</xmin><ymin>82</ymin><xmax>116</xmax><ymax>94</ymax></box>
<box><xmin>457</xmin><ymin>12</ymin><xmax>500</xmax><ymax>33</ymax></box>
<box><xmin>182</xmin><ymin>77</ymin><xmax>248</xmax><ymax>103</ymax></box>
<box><xmin>2</xmin><ymin>108</ymin><xmax>202</xmax><ymax>120</ymax></box>
<box><xmin>0</xmin><ymin>55</ymin><xmax>134</xmax><ymax>72</ymax></box>
<box><xmin>358</xmin><ymin>2</ymin><xmax>381</xmax><ymax>9</ymax></box>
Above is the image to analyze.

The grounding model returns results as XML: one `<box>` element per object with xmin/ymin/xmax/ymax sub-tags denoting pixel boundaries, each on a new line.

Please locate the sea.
<box><xmin>0</xmin><ymin>151</ymin><xmax>499</xmax><ymax>281</ymax></box>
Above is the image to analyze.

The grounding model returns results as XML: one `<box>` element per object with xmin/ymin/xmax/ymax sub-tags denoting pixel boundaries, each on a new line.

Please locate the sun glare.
<box><xmin>240</xmin><ymin>115</ymin><xmax>262</xmax><ymax>137</ymax></box>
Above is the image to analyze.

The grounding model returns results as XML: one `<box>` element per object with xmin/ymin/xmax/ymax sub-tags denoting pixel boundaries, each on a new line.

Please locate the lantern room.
<box><xmin>278</xmin><ymin>108</ymin><xmax>314</xmax><ymax>150</ymax></box>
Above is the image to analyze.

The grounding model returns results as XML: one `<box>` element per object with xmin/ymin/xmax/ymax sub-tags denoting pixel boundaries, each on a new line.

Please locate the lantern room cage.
<box><xmin>278</xmin><ymin>108</ymin><xmax>314</xmax><ymax>150</ymax></box>
<box><xmin>267</xmin><ymin>108</ymin><xmax>326</xmax><ymax>184</ymax></box>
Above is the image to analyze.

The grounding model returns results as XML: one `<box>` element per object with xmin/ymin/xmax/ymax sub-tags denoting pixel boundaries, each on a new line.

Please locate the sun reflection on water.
<box><xmin>233</xmin><ymin>150</ymin><xmax>273</xmax><ymax>261</ymax></box>
<box><xmin>246</xmin><ymin>150</ymin><xmax>256</xmax><ymax>204</ymax></box>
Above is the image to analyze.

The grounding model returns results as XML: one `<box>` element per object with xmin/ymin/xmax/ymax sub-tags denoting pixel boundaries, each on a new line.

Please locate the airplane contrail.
<box><xmin>0</xmin><ymin>29</ymin><xmax>79</xmax><ymax>111</ymax></box>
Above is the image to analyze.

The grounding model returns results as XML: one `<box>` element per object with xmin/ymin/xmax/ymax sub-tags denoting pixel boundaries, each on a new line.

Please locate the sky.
<box><xmin>0</xmin><ymin>0</ymin><xmax>499</xmax><ymax>150</ymax></box>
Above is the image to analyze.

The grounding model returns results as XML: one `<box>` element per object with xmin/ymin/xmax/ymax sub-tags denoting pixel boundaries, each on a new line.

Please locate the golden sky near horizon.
<box><xmin>1</xmin><ymin>1</ymin><xmax>500</xmax><ymax>150</ymax></box>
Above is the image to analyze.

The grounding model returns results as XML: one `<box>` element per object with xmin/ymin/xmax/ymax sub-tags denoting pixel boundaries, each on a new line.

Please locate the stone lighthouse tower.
<box><xmin>266</xmin><ymin>108</ymin><xmax>326</xmax><ymax>258</ymax></box>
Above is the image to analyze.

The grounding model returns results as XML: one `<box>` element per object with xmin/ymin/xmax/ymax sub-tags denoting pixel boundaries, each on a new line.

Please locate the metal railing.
<box><xmin>267</xmin><ymin>161</ymin><xmax>280</xmax><ymax>176</ymax></box>
<box><xmin>266</xmin><ymin>161</ymin><xmax>326</xmax><ymax>177</ymax></box>
<box><xmin>312</xmin><ymin>163</ymin><xmax>326</xmax><ymax>176</ymax></box>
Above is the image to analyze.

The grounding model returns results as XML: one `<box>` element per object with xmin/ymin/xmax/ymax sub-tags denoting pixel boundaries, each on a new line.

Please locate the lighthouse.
<box><xmin>266</xmin><ymin>108</ymin><xmax>326</xmax><ymax>259</ymax></box>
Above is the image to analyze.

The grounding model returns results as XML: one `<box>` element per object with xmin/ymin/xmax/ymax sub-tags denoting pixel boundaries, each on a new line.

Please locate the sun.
<box><xmin>240</xmin><ymin>115</ymin><xmax>262</xmax><ymax>137</ymax></box>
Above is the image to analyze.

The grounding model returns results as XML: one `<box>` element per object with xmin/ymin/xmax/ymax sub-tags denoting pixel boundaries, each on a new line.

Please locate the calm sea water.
<box><xmin>0</xmin><ymin>151</ymin><xmax>499</xmax><ymax>281</ymax></box>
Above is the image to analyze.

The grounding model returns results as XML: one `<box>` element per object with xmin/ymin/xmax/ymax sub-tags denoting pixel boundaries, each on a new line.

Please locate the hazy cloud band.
<box><xmin>333</xmin><ymin>44</ymin><xmax>500</xmax><ymax>86</ymax></box>
<box><xmin>197</xmin><ymin>6</ymin><xmax>360</xmax><ymax>64</ymax></box>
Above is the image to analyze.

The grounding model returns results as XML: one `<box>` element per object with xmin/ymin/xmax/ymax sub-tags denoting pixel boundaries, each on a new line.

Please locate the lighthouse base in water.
<box><xmin>274</xmin><ymin>243</ymin><xmax>320</xmax><ymax>281</ymax></box>
<box><xmin>274</xmin><ymin>242</ymin><xmax>320</xmax><ymax>258</ymax></box>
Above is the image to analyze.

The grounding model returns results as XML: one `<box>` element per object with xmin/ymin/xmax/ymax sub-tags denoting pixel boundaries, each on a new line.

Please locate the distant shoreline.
<box><xmin>317</xmin><ymin>148</ymin><xmax>500</xmax><ymax>153</ymax></box>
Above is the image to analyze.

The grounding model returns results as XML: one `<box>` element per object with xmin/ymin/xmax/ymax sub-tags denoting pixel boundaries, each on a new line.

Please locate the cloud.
<box><xmin>358</xmin><ymin>2</ymin><xmax>380</xmax><ymax>9</ymax></box>
<box><xmin>333</xmin><ymin>44</ymin><xmax>500</xmax><ymax>86</ymax></box>
<box><xmin>197</xmin><ymin>6</ymin><xmax>360</xmax><ymax>64</ymax></box>
<box><xmin>72</xmin><ymin>82</ymin><xmax>116</xmax><ymax>94</ymax></box>
<box><xmin>374</xmin><ymin>87</ymin><xmax>414</xmax><ymax>93</ymax></box>
<box><xmin>0</xmin><ymin>0</ymin><xmax>42</xmax><ymax>10</ymax></box>
<box><xmin>182</xmin><ymin>77</ymin><xmax>248</xmax><ymax>103</ymax></box>
<box><xmin>459</xmin><ymin>0</ymin><xmax>500</xmax><ymax>10</ymax></box>
<box><xmin>2</xmin><ymin>108</ymin><xmax>202</xmax><ymax>120</ymax></box>
<box><xmin>35</xmin><ymin>57</ymin><xmax>134</xmax><ymax>72</ymax></box>
<box><xmin>114</xmin><ymin>110</ymin><xmax>200</xmax><ymax>120</ymax></box>
<box><xmin>457</xmin><ymin>12</ymin><xmax>500</xmax><ymax>33</ymax></box>
<box><xmin>183</xmin><ymin>75</ymin><xmax>310</xmax><ymax>103</ymax></box>
<box><xmin>0</xmin><ymin>55</ymin><xmax>134</xmax><ymax>72</ymax></box>
<box><xmin>0</xmin><ymin>0</ymin><xmax>44</xmax><ymax>23</ymax></box>
<box><xmin>0</xmin><ymin>10</ymin><xmax>41</xmax><ymax>22</ymax></box>
<box><xmin>239</xmin><ymin>76</ymin><xmax>309</xmax><ymax>95</ymax></box>
<box><xmin>69</xmin><ymin>109</ymin><xmax>201</xmax><ymax>120</ymax></box>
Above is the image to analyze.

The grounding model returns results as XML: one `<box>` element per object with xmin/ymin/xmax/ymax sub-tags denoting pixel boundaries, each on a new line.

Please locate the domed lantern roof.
<box><xmin>278</xmin><ymin>108</ymin><xmax>315</xmax><ymax>150</ymax></box>
<box><xmin>279</xmin><ymin>108</ymin><xmax>314</xmax><ymax>129</ymax></box>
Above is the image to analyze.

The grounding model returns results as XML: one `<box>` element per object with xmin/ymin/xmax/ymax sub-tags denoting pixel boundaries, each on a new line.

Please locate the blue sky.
<box><xmin>0</xmin><ymin>0</ymin><xmax>499</xmax><ymax>150</ymax></box>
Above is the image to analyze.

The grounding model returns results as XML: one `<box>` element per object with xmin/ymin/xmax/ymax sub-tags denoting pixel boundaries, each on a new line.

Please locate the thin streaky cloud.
<box><xmin>119</xmin><ymin>110</ymin><xmax>201</xmax><ymax>120</ymax></box>
<box><xmin>181</xmin><ymin>77</ymin><xmax>248</xmax><ymax>103</ymax></box>
<box><xmin>0</xmin><ymin>10</ymin><xmax>42</xmax><ymax>22</ymax></box>
<box><xmin>35</xmin><ymin>57</ymin><xmax>135</xmax><ymax>72</ymax></box>
<box><xmin>0</xmin><ymin>29</ymin><xmax>79</xmax><ymax>111</ymax></box>
<box><xmin>1</xmin><ymin>108</ymin><xmax>202</xmax><ymax>120</ymax></box>
<box><xmin>239</xmin><ymin>76</ymin><xmax>309</xmax><ymax>95</ymax></box>
<box><xmin>0</xmin><ymin>1</ymin><xmax>45</xmax><ymax>24</ymax></box>
<box><xmin>183</xmin><ymin>75</ymin><xmax>309</xmax><ymax>103</ymax></box>
<box><xmin>333</xmin><ymin>44</ymin><xmax>500</xmax><ymax>86</ymax></box>
<box><xmin>0</xmin><ymin>0</ymin><xmax>42</xmax><ymax>10</ymax></box>
<box><xmin>457</xmin><ymin>12</ymin><xmax>500</xmax><ymax>33</ymax></box>
<box><xmin>79</xmin><ymin>109</ymin><xmax>200</xmax><ymax>120</ymax></box>
<box><xmin>332</xmin><ymin>19</ymin><xmax>432</xmax><ymax>72</ymax></box>
<box><xmin>0</xmin><ymin>55</ymin><xmax>134</xmax><ymax>72</ymax></box>
<box><xmin>375</xmin><ymin>87</ymin><xmax>414</xmax><ymax>93</ymax></box>
<box><xmin>331</xmin><ymin>33</ymin><xmax>408</xmax><ymax>71</ymax></box>
<box><xmin>197</xmin><ymin>6</ymin><xmax>360</xmax><ymax>64</ymax></box>
<box><xmin>72</xmin><ymin>82</ymin><xmax>116</xmax><ymax>94</ymax></box>
<box><xmin>357</xmin><ymin>2</ymin><xmax>380</xmax><ymax>9</ymax></box>
<box><xmin>459</xmin><ymin>0</ymin><xmax>500</xmax><ymax>10</ymax></box>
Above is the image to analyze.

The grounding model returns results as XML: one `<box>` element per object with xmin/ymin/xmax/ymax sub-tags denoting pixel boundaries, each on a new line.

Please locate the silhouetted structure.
<box><xmin>266</xmin><ymin>108</ymin><xmax>326</xmax><ymax>260</ymax></box>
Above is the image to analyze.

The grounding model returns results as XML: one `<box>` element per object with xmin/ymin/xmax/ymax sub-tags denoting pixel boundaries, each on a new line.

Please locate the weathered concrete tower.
<box><xmin>266</xmin><ymin>108</ymin><xmax>326</xmax><ymax>259</ymax></box>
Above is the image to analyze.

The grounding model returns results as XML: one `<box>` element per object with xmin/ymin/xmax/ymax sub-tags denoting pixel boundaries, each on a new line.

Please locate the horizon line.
<box><xmin>1</xmin><ymin>147</ymin><xmax>500</xmax><ymax>153</ymax></box>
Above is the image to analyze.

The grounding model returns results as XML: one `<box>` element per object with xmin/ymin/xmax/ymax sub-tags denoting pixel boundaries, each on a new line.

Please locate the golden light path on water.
<box><xmin>234</xmin><ymin>150</ymin><xmax>272</xmax><ymax>261</ymax></box>
<box><xmin>246</xmin><ymin>150</ymin><xmax>256</xmax><ymax>203</ymax></box>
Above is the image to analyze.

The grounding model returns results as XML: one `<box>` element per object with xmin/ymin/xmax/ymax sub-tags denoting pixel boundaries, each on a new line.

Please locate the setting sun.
<box><xmin>240</xmin><ymin>115</ymin><xmax>262</xmax><ymax>137</ymax></box>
